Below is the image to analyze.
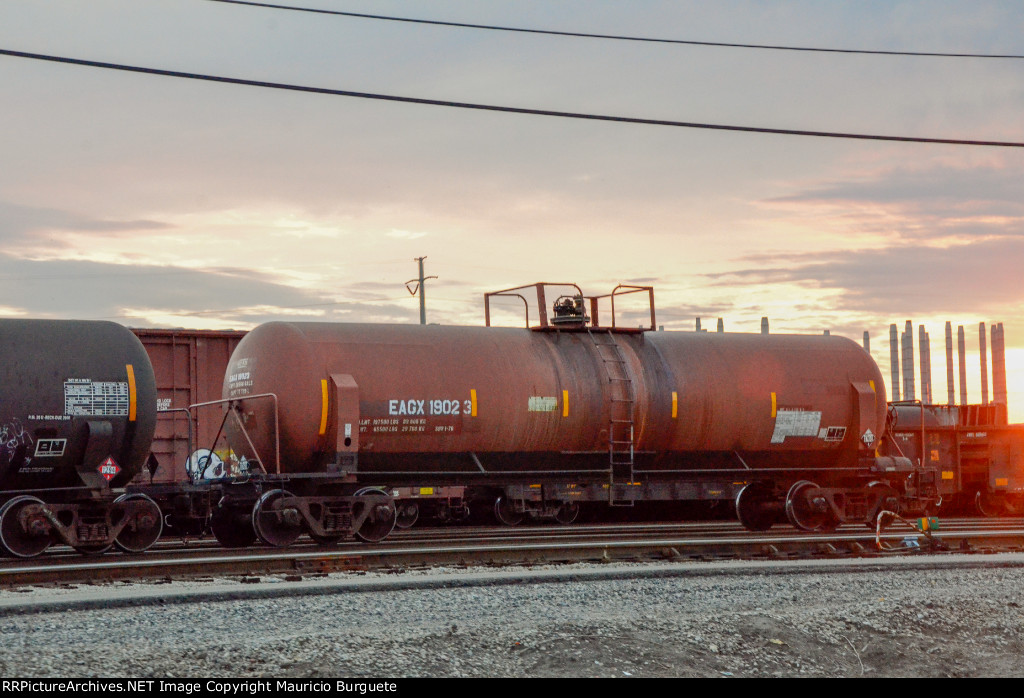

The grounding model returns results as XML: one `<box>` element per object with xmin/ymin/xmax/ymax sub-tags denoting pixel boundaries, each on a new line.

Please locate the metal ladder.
<box><xmin>588</xmin><ymin>329</ymin><xmax>635</xmax><ymax>506</ymax></box>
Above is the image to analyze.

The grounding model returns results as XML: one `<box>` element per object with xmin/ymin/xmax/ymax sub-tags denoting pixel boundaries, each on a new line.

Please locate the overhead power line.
<box><xmin>205</xmin><ymin>0</ymin><xmax>1024</xmax><ymax>60</ymax></box>
<box><xmin>2</xmin><ymin>48</ymin><xmax>1022</xmax><ymax>148</ymax></box>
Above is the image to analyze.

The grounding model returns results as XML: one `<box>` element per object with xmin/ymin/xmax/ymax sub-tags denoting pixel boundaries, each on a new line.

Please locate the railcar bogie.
<box><xmin>112</xmin><ymin>493</ymin><xmax>164</xmax><ymax>553</ymax></box>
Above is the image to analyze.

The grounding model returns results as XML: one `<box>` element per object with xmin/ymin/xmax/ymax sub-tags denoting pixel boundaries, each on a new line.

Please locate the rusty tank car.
<box><xmin>202</xmin><ymin>284</ymin><xmax>932</xmax><ymax>547</ymax></box>
<box><xmin>0</xmin><ymin>319</ymin><xmax>161</xmax><ymax>556</ymax></box>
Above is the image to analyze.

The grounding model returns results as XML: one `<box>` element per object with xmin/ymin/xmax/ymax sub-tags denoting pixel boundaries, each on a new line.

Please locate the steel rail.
<box><xmin>3</xmin><ymin>522</ymin><xmax>1024</xmax><ymax>587</ymax></box>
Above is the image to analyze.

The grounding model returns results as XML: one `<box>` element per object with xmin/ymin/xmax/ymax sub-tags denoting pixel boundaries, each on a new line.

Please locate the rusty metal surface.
<box><xmin>0</xmin><ymin>320</ymin><xmax>157</xmax><ymax>490</ymax></box>
<box><xmin>224</xmin><ymin>322</ymin><xmax>886</xmax><ymax>478</ymax></box>
<box><xmin>131</xmin><ymin>328</ymin><xmax>246</xmax><ymax>483</ymax></box>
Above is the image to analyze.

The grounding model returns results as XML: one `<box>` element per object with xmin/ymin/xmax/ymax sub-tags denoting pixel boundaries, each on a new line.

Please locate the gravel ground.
<box><xmin>2</xmin><ymin>555</ymin><xmax>1024</xmax><ymax>678</ymax></box>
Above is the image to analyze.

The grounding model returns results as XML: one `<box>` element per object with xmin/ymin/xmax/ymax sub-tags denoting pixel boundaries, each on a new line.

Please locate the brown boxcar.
<box><xmin>130</xmin><ymin>328</ymin><xmax>246</xmax><ymax>484</ymax></box>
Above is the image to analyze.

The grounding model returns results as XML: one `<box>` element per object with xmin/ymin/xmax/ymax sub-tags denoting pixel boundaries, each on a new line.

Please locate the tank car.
<box><xmin>0</xmin><ymin>319</ymin><xmax>161</xmax><ymax>556</ymax></box>
<box><xmin>202</xmin><ymin>283</ymin><xmax>933</xmax><ymax>546</ymax></box>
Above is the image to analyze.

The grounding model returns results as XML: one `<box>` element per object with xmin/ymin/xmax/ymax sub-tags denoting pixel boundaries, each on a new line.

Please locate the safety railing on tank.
<box><xmin>484</xmin><ymin>282</ymin><xmax>656</xmax><ymax>331</ymax></box>
<box><xmin>187</xmin><ymin>393</ymin><xmax>281</xmax><ymax>480</ymax></box>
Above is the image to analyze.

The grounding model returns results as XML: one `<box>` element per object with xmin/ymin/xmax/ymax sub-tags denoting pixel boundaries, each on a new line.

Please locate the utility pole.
<box><xmin>405</xmin><ymin>256</ymin><xmax>438</xmax><ymax>325</ymax></box>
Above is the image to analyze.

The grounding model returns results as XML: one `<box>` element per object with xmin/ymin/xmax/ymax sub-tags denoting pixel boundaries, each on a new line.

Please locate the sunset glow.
<box><xmin>1</xmin><ymin>1</ymin><xmax>1022</xmax><ymax>418</ymax></box>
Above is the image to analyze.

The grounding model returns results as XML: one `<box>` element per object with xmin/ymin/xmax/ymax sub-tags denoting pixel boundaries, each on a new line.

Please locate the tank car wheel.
<box><xmin>734</xmin><ymin>482</ymin><xmax>776</xmax><ymax>532</ymax></box>
<box><xmin>494</xmin><ymin>496</ymin><xmax>524</xmax><ymax>526</ymax></box>
<box><xmin>252</xmin><ymin>490</ymin><xmax>303</xmax><ymax>547</ymax></box>
<box><xmin>210</xmin><ymin>508</ymin><xmax>257</xmax><ymax>548</ymax></box>
<box><xmin>0</xmin><ymin>496</ymin><xmax>53</xmax><ymax>558</ymax></box>
<box><xmin>113</xmin><ymin>493</ymin><xmax>164</xmax><ymax>553</ymax></box>
<box><xmin>353</xmin><ymin>487</ymin><xmax>397</xmax><ymax>543</ymax></box>
<box><xmin>785</xmin><ymin>480</ymin><xmax>839</xmax><ymax>532</ymax></box>
<box><xmin>554</xmin><ymin>502</ymin><xmax>580</xmax><ymax>525</ymax></box>
<box><xmin>395</xmin><ymin>502</ymin><xmax>419</xmax><ymax>529</ymax></box>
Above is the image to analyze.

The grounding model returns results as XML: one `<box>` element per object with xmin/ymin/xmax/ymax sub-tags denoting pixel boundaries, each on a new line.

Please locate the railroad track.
<box><xmin>3</xmin><ymin>517</ymin><xmax>1024</xmax><ymax>587</ymax></box>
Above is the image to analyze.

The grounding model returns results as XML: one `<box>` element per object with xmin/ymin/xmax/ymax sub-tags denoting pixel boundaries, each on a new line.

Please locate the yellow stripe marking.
<box><xmin>319</xmin><ymin>379</ymin><xmax>329</xmax><ymax>435</ymax></box>
<box><xmin>672</xmin><ymin>391</ymin><xmax>678</xmax><ymax>419</ymax></box>
<box><xmin>562</xmin><ymin>390</ymin><xmax>569</xmax><ymax>417</ymax></box>
<box><xmin>125</xmin><ymin>364</ymin><xmax>137</xmax><ymax>422</ymax></box>
<box><xmin>770</xmin><ymin>392</ymin><xmax>777</xmax><ymax>418</ymax></box>
<box><xmin>470</xmin><ymin>389</ymin><xmax>477</xmax><ymax>417</ymax></box>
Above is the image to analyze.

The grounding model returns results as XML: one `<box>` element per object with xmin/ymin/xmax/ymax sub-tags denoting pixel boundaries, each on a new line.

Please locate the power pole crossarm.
<box><xmin>405</xmin><ymin>256</ymin><xmax>438</xmax><ymax>325</ymax></box>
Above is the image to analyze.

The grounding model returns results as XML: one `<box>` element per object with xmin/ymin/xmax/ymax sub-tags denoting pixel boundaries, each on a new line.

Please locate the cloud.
<box><xmin>0</xmin><ymin>201</ymin><xmax>172</xmax><ymax>245</ymax></box>
<box><xmin>709</xmin><ymin>236</ymin><xmax>1024</xmax><ymax>316</ymax></box>
<box><xmin>705</xmin><ymin>158</ymin><xmax>1024</xmax><ymax>318</ymax></box>
<box><xmin>763</xmin><ymin>161</ymin><xmax>1024</xmax><ymax>241</ymax></box>
<box><xmin>386</xmin><ymin>229</ymin><xmax>429</xmax><ymax>240</ymax></box>
<box><xmin>0</xmin><ymin>255</ymin><xmax>332</xmax><ymax>325</ymax></box>
<box><xmin>774</xmin><ymin>165</ymin><xmax>1023</xmax><ymax>211</ymax></box>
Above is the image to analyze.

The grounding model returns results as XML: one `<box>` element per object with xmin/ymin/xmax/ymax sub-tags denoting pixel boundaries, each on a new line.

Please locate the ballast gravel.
<box><xmin>2</xmin><ymin>555</ymin><xmax>1024</xmax><ymax>678</ymax></box>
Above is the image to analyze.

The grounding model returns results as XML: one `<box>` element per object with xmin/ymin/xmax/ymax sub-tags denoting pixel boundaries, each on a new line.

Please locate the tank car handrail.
<box><xmin>733</xmin><ymin>451</ymin><xmax>752</xmax><ymax>470</ymax></box>
<box><xmin>484</xmin><ymin>282</ymin><xmax>584</xmax><ymax>328</ymax></box>
<box><xmin>0</xmin><ymin>486</ymin><xmax>119</xmax><ymax>496</ymax></box>
<box><xmin>484</xmin><ymin>292</ymin><xmax>529</xmax><ymax>328</ymax></box>
<box><xmin>188</xmin><ymin>393</ymin><xmax>280</xmax><ymax>476</ymax></box>
<box><xmin>634</xmin><ymin>467</ymin><xmax>885</xmax><ymax>474</ymax></box>
<box><xmin>587</xmin><ymin>284</ymin><xmax>656</xmax><ymax>331</ymax></box>
<box><xmin>361</xmin><ymin>466</ymin><xmax>890</xmax><ymax>477</ymax></box>
<box><xmin>470</xmin><ymin>452</ymin><xmax>486</xmax><ymax>473</ymax></box>
<box><xmin>367</xmin><ymin>470</ymin><xmax>612</xmax><ymax>476</ymax></box>
<box><xmin>484</xmin><ymin>281</ymin><xmax>656</xmax><ymax>330</ymax></box>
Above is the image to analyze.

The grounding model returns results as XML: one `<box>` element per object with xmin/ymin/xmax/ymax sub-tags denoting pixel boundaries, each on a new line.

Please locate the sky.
<box><xmin>1</xmin><ymin>1</ymin><xmax>1023</xmax><ymax>417</ymax></box>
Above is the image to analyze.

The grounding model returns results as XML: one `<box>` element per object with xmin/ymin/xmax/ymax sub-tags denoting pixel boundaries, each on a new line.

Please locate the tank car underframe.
<box><xmin>468</xmin><ymin>474</ymin><xmax>935</xmax><ymax>530</ymax></box>
<box><xmin>0</xmin><ymin>492</ymin><xmax>163</xmax><ymax>558</ymax></box>
<box><xmin>177</xmin><ymin>475</ymin><xmax>403</xmax><ymax>548</ymax></box>
<box><xmin>734</xmin><ymin>468</ymin><xmax>938</xmax><ymax>533</ymax></box>
<box><xmin>338</xmin><ymin>452</ymin><xmax>939</xmax><ymax>530</ymax></box>
<box><xmin>128</xmin><ymin>481</ymin><xmax>218</xmax><ymax>538</ymax></box>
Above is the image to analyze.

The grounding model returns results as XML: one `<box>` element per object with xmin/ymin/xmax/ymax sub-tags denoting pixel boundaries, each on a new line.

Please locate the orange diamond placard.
<box><xmin>98</xmin><ymin>457</ymin><xmax>121</xmax><ymax>481</ymax></box>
